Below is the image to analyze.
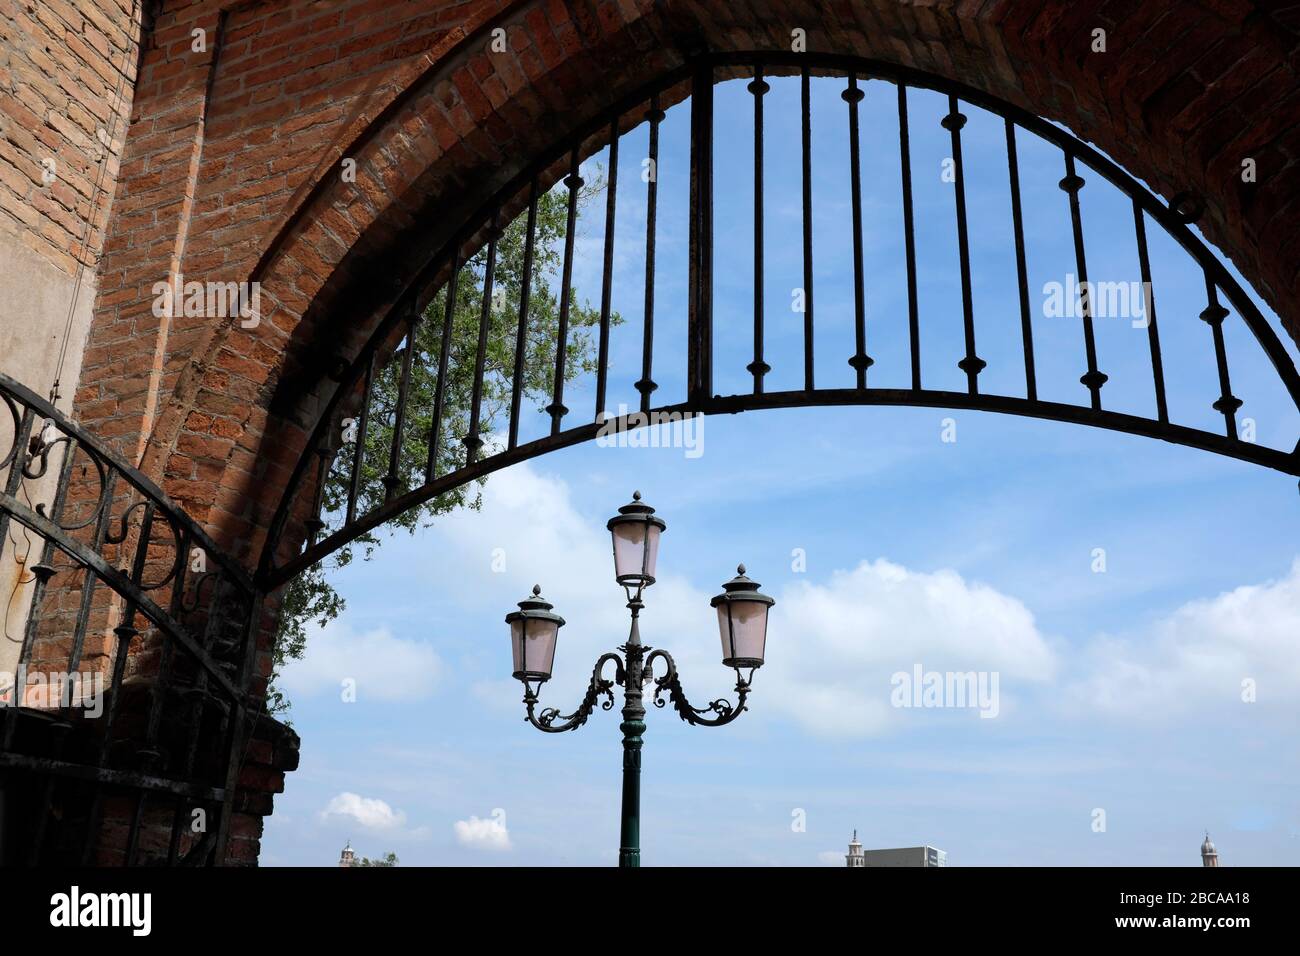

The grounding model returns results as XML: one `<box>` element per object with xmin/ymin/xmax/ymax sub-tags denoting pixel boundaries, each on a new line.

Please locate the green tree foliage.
<box><xmin>356</xmin><ymin>851</ymin><xmax>399</xmax><ymax>867</ymax></box>
<box><xmin>267</xmin><ymin>174</ymin><xmax>616</xmax><ymax>718</ymax></box>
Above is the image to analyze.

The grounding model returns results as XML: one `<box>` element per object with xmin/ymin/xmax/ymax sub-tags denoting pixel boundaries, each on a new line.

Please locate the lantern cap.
<box><xmin>711</xmin><ymin>564</ymin><xmax>775</xmax><ymax>607</ymax></box>
<box><xmin>606</xmin><ymin>490</ymin><xmax>667</xmax><ymax>531</ymax></box>
<box><xmin>505</xmin><ymin>584</ymin><xmax>565</xmax><ymax>626</ymax></box>
<box><xmin>519</xmin><ymin>583</ymin><xmax>550</xmax><ymax>610</ymax></box>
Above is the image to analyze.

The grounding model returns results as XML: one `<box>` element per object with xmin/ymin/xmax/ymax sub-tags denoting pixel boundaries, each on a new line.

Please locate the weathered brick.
<box><xmin>4</xmin><ymin>0</ymin><xmax>1293</xmax><ymax>870</ymax></box>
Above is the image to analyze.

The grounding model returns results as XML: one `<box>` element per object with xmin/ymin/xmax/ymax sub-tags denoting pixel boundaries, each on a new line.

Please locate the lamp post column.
<box><xmin>618</xmin><ymin>599</ymin><xmax>646</xmax><ymax>868</ymax></box>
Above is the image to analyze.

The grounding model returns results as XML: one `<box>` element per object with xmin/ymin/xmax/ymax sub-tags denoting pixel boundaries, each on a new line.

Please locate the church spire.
<box><xmin>846</xmin><ymin>830</ymin><xmax>865</xmax><ymax>868</ymax></box>
<box><xmin>1200</xmin><ymin>831</ymin><xmax>1219</xmax><ymax>867</ymax></box>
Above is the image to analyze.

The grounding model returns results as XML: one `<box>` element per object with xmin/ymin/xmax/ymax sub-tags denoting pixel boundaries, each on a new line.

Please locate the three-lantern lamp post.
<box><xmin>505</xmin><ymin>491</ymin><xmax>775</xmax><ymax>867</ymax></box>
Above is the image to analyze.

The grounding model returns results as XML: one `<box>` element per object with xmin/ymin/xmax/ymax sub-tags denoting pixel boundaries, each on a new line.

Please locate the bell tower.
<box><xmin>846</xmin><ymin>830</ymin><xmax>865</xmax><ymax>868</ymax></box>
<box><xmin>1200</xmin><ymin>832</ymin><xmax>1220</xmax><ymax>867</ymax></box>
<box><xmin>339</xmin><ymin>840</ymin><xmax>356</xmax><ymax>868</ymax></box>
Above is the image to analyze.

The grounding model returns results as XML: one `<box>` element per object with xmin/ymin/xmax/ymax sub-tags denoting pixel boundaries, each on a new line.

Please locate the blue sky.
<box><xmin>261</xmin><ymin>75</ymin><xmax>1300</xmax><ymax>867</ymax></box>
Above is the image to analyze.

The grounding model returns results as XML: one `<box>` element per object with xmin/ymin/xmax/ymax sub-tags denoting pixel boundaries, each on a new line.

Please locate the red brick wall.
<box><xmin>72</xmin><ymin>0</ymin><xmax>1300</xmax><ymax>679</ymax></box>
<box><xmin>77</xmin><ymin>0</ymin><xmax>515</xmax><ymax>551</ymax></box>
<box><xmin>0</xmin><ymin>0</ymin><xmax>1286</xmax><ymax>868</ymax></box>
<box><xmin>0</xmin><ymin>0</ymin><xmax>142</xmax><ymax>276</ymax></box>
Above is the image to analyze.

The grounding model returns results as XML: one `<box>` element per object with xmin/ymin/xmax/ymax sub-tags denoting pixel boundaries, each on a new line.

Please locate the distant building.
<box><xmin>846</xmin><ymin>831</ymin><xmax>865</xmax><ymax>868</ymax></box>
<box><xmin>339</xmin><ymin>840</ymin><xmax>356</xmax><ymax>868</ymax></box>
<box><xmin>845</xmin><ymin>832</ymin><xmax>946</xmax><ymax>867</ymax></box>
<box><xmin>847</xmin><ymin>831</ymin><xmax>1219</xmax><ymax>866</ymax></box>
<box><xmin>1201</xmin><ymin>832</ymin><xmax>1220</xmax><ymax>867</ymax></box>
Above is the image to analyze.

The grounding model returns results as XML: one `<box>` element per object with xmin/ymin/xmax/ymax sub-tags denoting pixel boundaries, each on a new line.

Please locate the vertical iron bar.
<box><xmin>68</xmin><ymin>470</ymin><xmax>117</xmax><ymax>674</ymax></box>
<box><xmin>688</xmin><ymin>66</ymin><xmax>715</xmax><ymax>406</ymax></box>
<box><xmin>800</xmin><ymin>63</ymin><xmax>814</xmax><ymax>392</ymax></box>
<box><xmin>167</xmin><ymin>798</ymin><xmax>185</xmax><ymax>865</ymax></box>
<box><xmin>304</xmin><ymin>447</ymin><xmax>328</xmax><ymax>545</ymax></box>
<box><xmin>0</xmin><ymin>408</ymin><xmax>35</xmax><ymax>550</ymax></box>
<box><xmin>26</xmin><ymin>773</ymin><xmax>58</xmax><ymax>864</ymax></box>
<box><xmin>844</xmin><ymin>73</ymin><xmax>872</xmax><ymax>388</ymax></box>
<box><xmin>465</xmin><ymin>220</ymin><xmax>498</xmax><ymax>463</ymax></box>
<box><xmin>944</xmin><ymin>96</ymin><xmax>985</xmax><ymax>394</ymax></box>
<box><xmin>509</xmin><ymin>184</ymin><xmax>538</xmax><ymax>450</ymax></box>
<box><xmin>1200</xmin><ymin>275</ymin><xmax>1242</xmax><ymax>438</ymax></box>
<box><xmin>144</xmin><ymin>529</ymin><xmax>189</xmax><ymax>754</ymax></box>
<box><xmin>638</xmin><ymin>96</ymin><xmax>663</xmax><ymax>412</ymax></box>
<box><xmin>96</xmin><ymin>503</ymin><xmax>154</xmax><ymax>765</ymax></box>
<box><xmin>346</xmin><ymin>354</ymin><xmax>374</xmax><ymax>523</ymax></box>
<box><xmin>125</xmin><ymin>791</ymin><xmax>146</xmax><ymax>865</ymax></box>
<box><xmin>80</xmin><ymin>782</ymin><xmax>102</xmax><ymax>865</ymax></box>
<box><xmin>596</xmin><ymin>119</ymin><xmax>619</xmax><ymax>420</ymax></box>
<box><xmin>216</xmin><ymin>589</ymin><xmax>263</xmax><ymax>865</ymax></box>
<box><xmin>1132</xmin><ymin>200</ymin><xmax>1168</xmax><ymax>424</ymax></box>
<box><xmin>898</xmin><ymin>84</ymin><xmax>921</xmax><ymax>390</ymax></box>
<box><xmin>1061</xmin><ymin>152</ymin><xmax>1108</xmax><ymax>410</ymax></box>
<box><xmin>547</xmin><ymin>150</ymin><xmax>582</xmax><ymax>434</ymax></box>
<box><xmin>18</xmin><ymin>434</ymin><xmax>77</xmax><ymax>666</ymax></box>
<box><xmin>427</xmin><ymin>254</ymin><xmax>461</xmax><ymax>479</ymax></box>
<box><xmin>83</xmin><ymin>500</ymin><xmax>155</xmax><ymax>865</ymax></box>
<box><xmin>1005</xmin><ymin>119</ymin><xmax>1037</xmax><ymax>401</ymax></box>
<box><xmin>174</xmin><ymin>570</ymin><xmax>229</xmax><ymax>862</ymax></box>
<box><xmin>211</xmin><ymin>693</ymin><xmax>239</xmax><ymax>865</ymax></box>
<box><xmin>748</xmin><ymin>66</ymin><xmax>770</xmax><ymax>393</ymax></box>
<box><xmin>383</xmin><ymin>303</ymin><xmax>419</xmax><ymax>500</ymax></box>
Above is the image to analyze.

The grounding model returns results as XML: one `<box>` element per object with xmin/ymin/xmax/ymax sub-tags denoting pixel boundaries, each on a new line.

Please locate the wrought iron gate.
<box><xmin>0</xmin><ymin>372</ymin><xmax>260</xmax><ymax>864</ymax></box>
<box><xmin>3</xmin><ymin>53</ymin><xmax>1298</xmax><ymax>867</ymax></box>
<box><xmin>260</xmin><ymin>53</ymin><xmax>1300</xmax><ymax>592</ymax></box>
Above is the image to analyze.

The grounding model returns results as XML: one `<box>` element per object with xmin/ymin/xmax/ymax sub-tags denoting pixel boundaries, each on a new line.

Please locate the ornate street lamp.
<box><xmin>505</xmin><ymin>585</ymin><xmax>564</xmax><ymax>682</ymax></box>
<box><xmin>711</xmin><ymin>564</ymin><xmax>775</xmax><ymax>671</ymax></box>
<box><xmin>605</xmin><ymin>490</ymin><xmax>665</xmax><ymax>587</ymax></box>
<box><xmin>507</xmin><ymin>491</ymin><xmax>774</xmax><ymax>868</ymax></box>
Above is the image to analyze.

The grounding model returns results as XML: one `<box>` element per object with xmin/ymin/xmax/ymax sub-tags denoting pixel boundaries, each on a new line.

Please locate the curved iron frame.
<box><xmin>0</xmin><ymin>371</ymin><xmax>260</xmax><ymax>865</ymax></box>
<box><xmin>258</xmin><ymin>52</ymin><xmax>1300</xmax><ymax>593</ymax></box>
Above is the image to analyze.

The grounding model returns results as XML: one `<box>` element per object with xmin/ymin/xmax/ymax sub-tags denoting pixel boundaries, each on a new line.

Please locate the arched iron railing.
<box><xmin>260</xmin><ymin>53</ymin><xmax>1300</xmax><ymax>591</ymax></box>
<box><xmin>0</xmin><ymin>371</ymin><xmax>260</xmax><ymax>864</ymax></box>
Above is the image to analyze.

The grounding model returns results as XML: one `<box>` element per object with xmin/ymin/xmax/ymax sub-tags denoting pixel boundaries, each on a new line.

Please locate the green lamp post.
<box><xmin>507</xmin><ymin>491</ymin><xmax>775</xmax><ymax>867</ymax></box>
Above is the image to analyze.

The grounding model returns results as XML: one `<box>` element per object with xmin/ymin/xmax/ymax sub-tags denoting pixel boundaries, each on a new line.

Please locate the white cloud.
<box><xmin>761</xmin><ymin>559</ymin><xmax>1056</xmax><ymax>736</ymax></box>
<box><xmin>1065</xmin><ymin>559</ymin><xmax>1300</xmax><ymax>718</ymax></box>
<box><xmin>320</xmin><ymin>792</ymin><xmax>406</xmax><ymax>830</ymax></box>
<box><xmin>428</xmin><ymin>465</ymin><xmax>655</xmax><ymax>702</ymax></box>
<box><xmin>278</xmin><ymin>619</ymin><xmax>442</xmax><ymax>702</ymax></box>
<box><xmin>421</xmin><ymin>462</ymin><xmax>1300</xmax><ymax>740</ymax></box>
<box><xmin>433</xmin><ymin>464</ymin><xmax>1058</xmax><ymax>737</ymax></box>
<box><xmin>454</xmin><ymin>811</ymin><xmax>510</xmax><ymax>851</ymax></box>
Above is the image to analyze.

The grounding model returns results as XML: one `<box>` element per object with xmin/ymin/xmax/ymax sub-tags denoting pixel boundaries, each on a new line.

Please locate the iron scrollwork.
<box><xmin>525</xmin><ymin>652</ymin><xmax>624</xmax><ymax>733</ymax></box>
<box><xmin>644</xmin><ymin>648</ymin><xmax>750</xmax><ymax>727</ymax></box>
<box><xmin>0</xmin><ymin>369</ymin><xmax>262</xmax><ymax>865</ymax></box>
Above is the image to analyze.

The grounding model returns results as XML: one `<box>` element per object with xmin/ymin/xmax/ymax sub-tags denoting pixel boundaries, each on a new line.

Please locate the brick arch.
<box><xmin>80</xmin><ymin>0</ymin><xmax>1300</xmax><ymax>617</ymax></box>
